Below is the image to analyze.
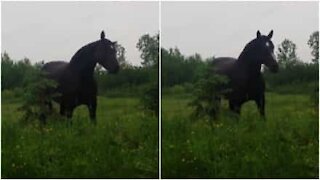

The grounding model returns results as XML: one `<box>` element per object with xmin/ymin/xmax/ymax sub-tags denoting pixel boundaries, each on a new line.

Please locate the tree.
<box><xmin>136</xmin><ymin>33</ymin><xmax>159</xmax><ymax>67</ymax></box>
<box><xmin>2</xmin><ymin>51</ymin><xmax>10</xmax><ymax>62</ymax></box>
<box><xmin>277</xmin><ymin>39</ymin><xmax>299</xmax><ymax>68</ymax></box>
<box><xmin>137</xmin><ymin>33</ymin><xmax>159</xmax><ymax>115</ymax></box>
<box><xmin>115</xmin><ymin>43</ymin><xmax>130</xmax><ymax>68</ymax></box>
<box><xmin>308</xmin><ymin>31</ymin><xmax>319</xmax><ymax>63</ymax></box>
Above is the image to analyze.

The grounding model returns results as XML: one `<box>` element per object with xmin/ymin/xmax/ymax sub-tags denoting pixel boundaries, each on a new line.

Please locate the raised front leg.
<box><xmin>255</xmin><ymin>94</ymin><xmax>265</xmax><ymax>118</ymax></box>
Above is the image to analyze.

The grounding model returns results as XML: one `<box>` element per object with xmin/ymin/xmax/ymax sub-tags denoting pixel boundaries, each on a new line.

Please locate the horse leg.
<box><xmin>88</xmin><ymin>98</ymin><xmax>97</xmax><ymax>124</ymax></box>
<box><xmin>60</xmin><ymin>100</ymin><xmax>74</xmax><ymax>125</ymax></box>
<box><xmin>64</xmin><ymin>106</ymin><xmax>75</xmax><ymax>126</ymax></box>
<box><xmin>66</xmin><ymin>108</ymin><xmax>74</xmax><ymax>119</ymax></box>
<box><xmin>255</xmin><ymin>94</ymin><xmax>265</xmax><ymax>118</ymax></box>
<box><xmin>229</xmin><ymin>100</ymin><xmax>241</xmax><ymax>114</ymax></box>
<box><xmin>60</xmin><ymin>103</ymin><xmax>65</xmax><ymax>116</ymax></box>
<box><xmin>39</xmin><ymin>101</ymin><xmax>52</xmax><ymax>124</ymax></box>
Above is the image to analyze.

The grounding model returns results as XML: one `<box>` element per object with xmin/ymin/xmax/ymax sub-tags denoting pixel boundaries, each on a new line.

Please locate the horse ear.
<box><xmin>256</xmin><ymin>30</ymin><xmax>261</xmax><ymax>38</ymax></box>
<box><xmin>100</xmin><ymin>31</ymin><xmax>105</xmax><ymax>39</ymax></box>
<box><xmin>268</xmin><ymin>30</ymin><xmax>273</xmax><ymax>39</ymax></box>
<box><xmin>112</xmin><ymin>41</ymin><xmax>117</xmax><ymax>45</ymax></box>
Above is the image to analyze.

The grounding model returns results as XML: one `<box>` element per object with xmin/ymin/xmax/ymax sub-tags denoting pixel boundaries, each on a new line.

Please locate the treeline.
<box><xmin>162</xmin><ymin>31</ymin><xmax>319</xmax><ymax>95</ymax></box>
<box><xmin>264</xmin><ymin>32</ymin><xmax>319</xmax><ymax>94</ymax></box>
<box><xmin>1</xmin><ymin>31</ymin><xmax>318</xmax><ymax>97</ymax></box>
<box><xmin>95</xmin><ymin>67</ymin><xmax>155</xmax><ymax>96</ymax></box>
<box><xmin>1</xmin><ymin>53</ymin><xmax>40</xmax><ymax>91</ymax></box>
<box><xmin>162</xmin><ymin>48</ymin><xmax>207</xmax><ymax>88</ymax></box>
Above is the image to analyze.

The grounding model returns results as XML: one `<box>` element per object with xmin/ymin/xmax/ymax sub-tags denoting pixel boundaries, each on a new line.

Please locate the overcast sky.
<box><xmin>2</xmin><ymin>1</ymin><xmax>159</xmax><ymax>66</ymax></box>
<box><xmin>162</xmin><ymin>1</ymin><xmax>319</xmax><ymax>62</ymax></box>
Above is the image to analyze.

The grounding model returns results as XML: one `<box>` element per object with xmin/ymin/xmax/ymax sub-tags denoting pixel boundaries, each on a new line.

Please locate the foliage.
<box><xmin>162</xmin><ymin>93</ymin><xmax>318</xmax><ymax>178</ymax></box>
<box><xmin>264</xmin><ymin>62</ymin><xmax>318</xmax><ymax>94</ymax></box>
<box><xmin>115</xmin><ymin>43</ymin><xmax>130</xmax><ymax>68</ymax></box>
<box><xmin>2</xmin><ymin>97</ymin><xmax>158</xmax><ymax>178</ymax></box>
<box><xmin>140</xmin><ymin>83</ymin><xmax>159</xmax><ymax>116</ymax></box>
<box><xmin>136</xmin><ymin>33</ymin><xmax>159</xmax><ymax>67</ymax></box>
<box><xmin>135</xmin><ymin>33</ymin><xmax>159</xmax><ymax>115</ymax></box>
<box><xmin>311</xmin><ymin>86</ymin><xmax>318</xmax><ymax>108</ymax></box>
<box><xmin>18</xmin><ymin>69</ymin><xmax>59</xmax><ymax>124</ymax></box>
<box><xmin>307</xmin><ymin>31</ymin><xmax>319</xmax><ymax>63</ymax></box>
<box><xmin>162</xmin><ymin>47</ymin><xmax>207</xmax><ymax>87</ymax></box>
<box><xmin>277</xmin><ymin>39</ymin><xmax>299</xmax><ymax>68</ymax></box>
<box><xmin>189</xmin><ymin>66</ymin><xmax>230</xmax><ymax>122</ymax></box>
<box><xmin>95</xmin><ymin>66</ymin><xmax>153</xmax><ymax>97</ymax></box>
<box><xmin>1</xmin><ymin>52</ymin><xmax>36</xmax><ymax>90</ymax></box>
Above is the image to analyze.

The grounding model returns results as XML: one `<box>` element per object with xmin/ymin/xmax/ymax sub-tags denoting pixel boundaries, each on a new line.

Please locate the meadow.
<box><xmin>2</xmin><ymin>95</ymin><xmax>158</xmax><ymax>178</ymax></box>
<box><xmin>162</xmin><ymin>92</ymin><xmax>318</xmax><ymax>178</ymax></box>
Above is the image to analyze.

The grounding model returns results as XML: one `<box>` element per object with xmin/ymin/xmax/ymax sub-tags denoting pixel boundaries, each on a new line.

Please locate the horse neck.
<box><xmin>68</xmin><ymin>43</ymin><xmax>97</xmax><ymax>77</ymax></box>
<box><xmin>236</xmin><ymin>49</ymin><xmax>262</xmax><ymax>77</ymax></box>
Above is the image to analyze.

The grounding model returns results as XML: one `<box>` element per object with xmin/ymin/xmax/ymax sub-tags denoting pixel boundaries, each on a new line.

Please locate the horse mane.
<box><xmin>69</xmin><ymin>38</ymin><xmax>114</xmax><ymax>65</ymax></box>
<box><xmin>69</xmin><ymin>41</ymin><xmax>99</xmax><ymax>65</ymax></box>
<box><xmin>237</xmin><ymin>39</ymin><xmax>257</xmax><ymax>61</ymax></box>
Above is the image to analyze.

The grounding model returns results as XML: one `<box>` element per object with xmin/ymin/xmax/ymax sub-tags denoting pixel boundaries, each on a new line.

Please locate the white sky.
<box><xmin>2</xmin><ymin>1</ymin><xmax>319</xmax><ymax>65</ymax></box>
<box><xmin>2</xmin><ymin>1</ymin><xmax>159</xmax><ymax>66</ymax></box>
<box><xmin>162</xmin><ymin>1</ymin><xmax>319</xmax><ymax>62</ymax></box>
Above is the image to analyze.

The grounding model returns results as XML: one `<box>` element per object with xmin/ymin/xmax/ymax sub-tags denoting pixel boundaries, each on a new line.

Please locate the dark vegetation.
<box><xmin>2</xmin><ymin>33</ymin><xmax>159</xmax><ymax>178</ymax></box>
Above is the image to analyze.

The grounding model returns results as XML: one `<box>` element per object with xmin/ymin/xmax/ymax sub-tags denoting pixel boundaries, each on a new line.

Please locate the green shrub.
<box><xmin>18</xmin><ymin>70</ymin><xmax>59</xmax><ymax>124</ymax></box>
<box><xmin>140</xmin><ymin>83</ymin><xmax>159</xmax><ymax>116</ymax></box>
<box><xmin>189</xmin><ymin>67</ymin><xmax>230</xmax><ymax>122</ymax></box>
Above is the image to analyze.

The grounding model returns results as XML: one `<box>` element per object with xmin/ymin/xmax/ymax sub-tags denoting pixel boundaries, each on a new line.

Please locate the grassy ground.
<box><xmin>162</xmin><ymin>93</ymin><xmax>318</xmax><ymax>178</ymax></box>
<box><xmin>2</xmin><ymin>96</ymin><xmax>158</xmax><ymax>178</ymax></box>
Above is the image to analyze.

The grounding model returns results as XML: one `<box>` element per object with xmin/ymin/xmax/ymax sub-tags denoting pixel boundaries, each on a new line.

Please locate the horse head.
<box><xmin>253</xmin><ymin>30</ymin><xmax>279</xmax><ymax>73</ymax></box>
<box><xmin>94</xmin><ymin>31</ymin><xmax>119</xmax><ymax>73</ymax></box>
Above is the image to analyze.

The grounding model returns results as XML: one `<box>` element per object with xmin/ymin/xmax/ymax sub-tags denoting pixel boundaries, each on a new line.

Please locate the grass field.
<box><xmin>162</xmin><ymin>93</ymin><xmax>318</xmax><ymax>178</ymax></box>
<box><xmin>1</xmin><ymin>96</ymin><xmax>158</xmax><ymax>178</ymax></box>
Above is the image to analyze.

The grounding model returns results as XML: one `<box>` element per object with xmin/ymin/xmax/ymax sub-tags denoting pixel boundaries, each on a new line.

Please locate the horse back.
<box><xmin>211</xmin><ymin>57</ymin><xmax>237</xmax><ymax>76</ymax></box>
<box><xmin>42</xmin><ymin>61</ymin><xmax>69</xmax><ymax>81</ymax></box>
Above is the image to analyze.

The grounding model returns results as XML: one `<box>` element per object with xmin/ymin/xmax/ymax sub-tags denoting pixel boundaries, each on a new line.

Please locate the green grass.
<box><xmin>2</xmin><ymin>96</ymin><xmax>158</xmax><ymax>178</ymax></box>
<box><xmin>162</xmin><ymin>93</ymin><xmax>318</xmax><ymax>178</ymax></box>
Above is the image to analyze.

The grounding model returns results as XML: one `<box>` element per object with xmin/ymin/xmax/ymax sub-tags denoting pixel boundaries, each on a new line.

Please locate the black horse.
<box><xmin>41</xmin><ymin>31</ymin><xmax>119</xmax><ymax>123</ymax></box>
<box><xmin>212</xmin><ymin>30</ymin><xmax>278</xmax><ymax>117</ymax></box>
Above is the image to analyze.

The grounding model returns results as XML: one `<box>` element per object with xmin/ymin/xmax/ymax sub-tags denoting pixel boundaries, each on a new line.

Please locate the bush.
<box><xmin>189</xmin><ymin>67</ymin><xmax>230</xmax><ymax>122</ymax></box>
<box><xmin>18</xmin><ymin>70</ymin><xmax>59</xmax><ymax>124</ymax></box>
<box><xmin>140</xmin><ymin>83</ymin><xmax>159</xmax><ymax>116</ymax></box>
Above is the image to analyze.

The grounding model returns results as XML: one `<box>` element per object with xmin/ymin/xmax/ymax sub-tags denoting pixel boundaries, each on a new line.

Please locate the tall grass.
<box><xmin>2</xmin><ymin>96</ymin><xmax>158</xmax><ymax>178</ymax></box>
<box><xmin>162</xmin><ymin>93</ymin><xmax>318</xmax><ymax>178</ymax></box>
